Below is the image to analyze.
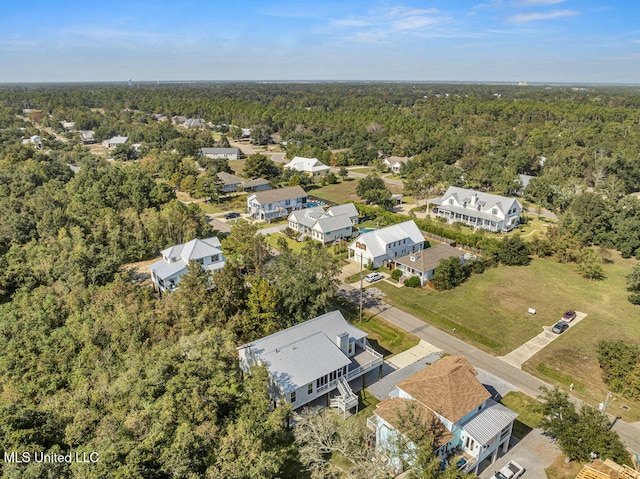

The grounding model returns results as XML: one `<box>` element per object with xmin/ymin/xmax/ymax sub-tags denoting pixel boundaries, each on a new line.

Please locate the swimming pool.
<box><xmin>307</xmin><ymin>200</ymin><xmax>326</xmax><ymax>207</ymax></box>
<box><xmin>359</xmin><ymin>228</ymin><xmax>376</xmax><ymax>233</ymax></box>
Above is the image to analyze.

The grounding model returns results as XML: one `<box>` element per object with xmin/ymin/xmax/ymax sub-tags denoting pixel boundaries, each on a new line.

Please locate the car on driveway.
<box><xmin>365</xmin><ymin>272</ymin><xmax>384</xmax><ymax>283</ymax></box>
<box><xmin>562</xmin><ymin>310</ymin><xmax>577</xmax><ymax>322</ymax></box>
<box><xmin>224</xmin><ymin>212</ymin><xmax>241</xmax><ymax>220</ymax></box>
<box><xmin>490</xmin><ymin>460</ymin><xmax>525</xmax><ymax>479</ymax></box>
<box><xmin>552</xmin><ymin>321</ymin><xmax>570</xmax><ymax>334</ymax></box>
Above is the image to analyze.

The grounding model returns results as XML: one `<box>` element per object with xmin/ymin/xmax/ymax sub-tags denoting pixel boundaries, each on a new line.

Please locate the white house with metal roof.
<box><xmin>288</xmin><ymin>203</ymin><xmax>359</xmax><ymax>245</ymax></box>
<box><xmin>102</xmin><ymin>136</ymin><xmax>128</xmax><ymax>149</ymax></box>
<box><xmin>284</xmin><ymin>156</ymin><xmax>330</xmax><ymax>181</ymax></box>
<box><xmin>431</xmin><ymin>187</ymin><xmax>521</xmax><ymax>233</ymax></box>
<box><xmin>348</xmin><ymin>220</ymin><xmax>425</xmax><ymax>268</ymax></box>
<box><xmin>238</xmin><ymin>310</ymin><xmax>383</xmax><ymax>416</ymax></box>
<box><xmin>149</xmin><ymin>237</ymin><xmax>224</xmax><ymax>292</ymax></box>
<box><xmin>199</xmin><ymin>147</ymin><xmax>241</xmax><ymax>160</ymax></box>
<box><xmin>368</xmin><ymin>356</ymin><xmax>518</xmax><ymax>475</ymax></box>
<box><xmin>247</xmin><ymin>185</ymin><xmax>308</xmax><ymax>222</ymax></box>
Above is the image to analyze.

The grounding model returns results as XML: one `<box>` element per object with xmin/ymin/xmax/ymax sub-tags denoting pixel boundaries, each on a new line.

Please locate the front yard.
<box><xmin>368</xmin><ymin>254</ymin><xmax>640</xmax><ymax>421</ymax></box>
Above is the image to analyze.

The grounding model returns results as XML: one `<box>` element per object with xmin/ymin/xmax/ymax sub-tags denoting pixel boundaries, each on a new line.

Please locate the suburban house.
<box><xmin>368</xmin><ymin>356</ymin><xmax>518</xmax><ymax>475</ymax></box>
<box><xmin>149</xmin><ymin>237</ymin><xmax>225</xmax><ymax>293</ymax></box>
<box><xmin>60</xmin><ymin>120</ymin><xmax>75</xmax><ymax>131</ymax></box>
<box><xmin>327</xmin><ymin>203</ymin><xmax>360</xmax><ymax>225</ymax></box>
<box><xmin>515</xmin><ymin>174</ymin><xmax>534</xmax><ymax>196</ymax></box>
<box><xmin>431</xmin><ymin>187</ymin><xmax>522</xmax><ymax>233</ymax></box>
<box><xmin>348</xmin><ymin>220</ymin><xmax>425</xmax><ymax>268</ymax></box>
<box><xmin>238</xmin><ymin>310</ymin><xmax>383</xmax><ymax>416</ymax></box>
<box><xmin>383</xmin><ymin>156</ymin><xmax>411</xmax><ymax>174</ymax></box>
<box><xmin>172</xmin><ymin>115</ymin><xmax>187</xmax><ymax>125</ymax></box>
<box><xmin>284</xmin><ymin>156</ymin><xmax>330</xmax><ymax>180</ymax></box>
<box><xmin>288</xmin><ymin>203</ymin><xmax>358</xmax><ymax>245</ymax></box>
<box><xmin>78</xmin><ymin>130</ymin><xmax>96</xmax><ymax>144</ymax></box>
<box><xmin>247</xmin><ymin>185</ymin><xmax>308</xmax><ymax>222</ymax></box>
<box><xmin>242</xmin><ymin>177</ymin><xmax>272</xmax><ymax>192</ymax></box>
<box><xmin>199</xmin><ymin>147</ymin><xmax>241</xmax><ymax>160</ymax></box>
<box><xmin>183</xmin><ymin>118</ymin><xmax>205</xmax><ymax>128</ymax></box>
<box><xmin>217</xmin><ymin>171</ymin><xmax>244</xmax><ymax>194</ymax></box>
<box><xmin>21</xmin><ymin>135</ymin><xmax>42</xmax><ymax>149</ymax></box>
<box><xmin>102</xmin><ymin>136</ymin><xmax>128</xmax><ymax>149</ymax></box>
<box><xmin>393</xmin><ymin>244</ymin><xmax>466</xmax><ymax>286</ymax></box>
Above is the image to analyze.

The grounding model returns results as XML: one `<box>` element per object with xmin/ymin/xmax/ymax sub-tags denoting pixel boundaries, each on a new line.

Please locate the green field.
<box><xmin>308</xmin><ymin>179</ymin><xmax>403</xmax><ymax>205</ymax></box>
<box><xmin>499</xmin><ymin>392</ymin><xmax>544</xmax><ymax>439</ymax></box>
<box><xmin>372</xmin><ymin>254</ymin><xmax>640</xmax><ymax>419</ymax></box>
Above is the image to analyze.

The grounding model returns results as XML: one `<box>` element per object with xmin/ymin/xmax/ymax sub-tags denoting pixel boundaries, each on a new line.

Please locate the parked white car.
<box><xmin>365</xmin><ymin>272</ymin><xmax>384</xmax><ymax>283</ymax></box>
<box><xmin>490</xmin><ymin>460</ymin><xmax>525</xmax><ymax>479</ymax></box>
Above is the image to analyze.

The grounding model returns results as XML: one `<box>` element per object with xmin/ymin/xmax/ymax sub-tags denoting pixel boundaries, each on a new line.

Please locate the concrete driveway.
<box><xmin>478</xmin><ymin>429</ymin><xmax>560</xmax><ymax>478</ymax></box>
<box><xmin>499</xmin><ymin>311</ymin><xmax>588</xmax><ymax>369</ymax></box>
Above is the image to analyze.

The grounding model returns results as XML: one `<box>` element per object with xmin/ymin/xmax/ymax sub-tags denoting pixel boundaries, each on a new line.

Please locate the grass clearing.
<box><xmin>357</xmin><ymin>315</ymin><xmax>420</xmax><ymax>357</ymax></box>
<box><xmin>499</xmin><ymin>391</ymin><xmax>543</xmax><ymax>440</ymax></box>
<box><xmin>544</xmin><ymin>455</ymin><xmax>584</xmax><ymax>479</ymax></box>
<box><xmin>355</xmin><ymin>388</ymin><xmax>380</xmax><ymax>418</ymax></box>
<box><xmin>264</xmin><ymin>233</ymin><xmax>307</xmax><ymax>253</ymax></box>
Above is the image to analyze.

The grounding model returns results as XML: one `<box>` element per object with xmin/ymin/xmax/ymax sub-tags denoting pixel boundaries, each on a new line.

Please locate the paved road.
<box><xmin>338</xmin><ymin>284</ymin><xmax>640</xmax><ymax>454</ymax></box>
<box><xmin>205</xmin><ymin>214</ymin><xmax>232</xmax><ymax>233</ymax></box>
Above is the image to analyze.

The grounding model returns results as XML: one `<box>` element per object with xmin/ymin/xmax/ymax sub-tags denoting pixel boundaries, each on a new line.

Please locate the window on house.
<box><xmin>449</xmin><ymin>198</ymin><xmax>453</xmax><ymax>204</ymax></box>
<box><xmin>291</xmin><ymin>391</ymin><xmax>296</xmax><ymax>403</ymax></box>
<box><xmin>492</xmin><ymin>208</ymin><xmax>498</xmax><ymax>215</ymax></box>
<box><xmin>348</xmin><ymin>342</ymin><xmax>354</xmax><ymax>355</ymax></box>
<box><xmin>308</xmin><ymin>383</ymin><xmax>313</xmax><ymax>395</ymax></box>
<box><xmin>285</xmin><ymin>200</ymin><xmax>291</xmax><ymax>206</ymax></box>
<box><xmin>317</xmin><ymin>376</ymin><xmax>327</xmax><ymax>387</ymax></box>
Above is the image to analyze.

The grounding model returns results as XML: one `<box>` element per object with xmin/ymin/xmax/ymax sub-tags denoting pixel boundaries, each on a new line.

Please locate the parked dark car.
<box><xmin>562</xmin><ymin>310</ymin><xmax>577</xmax><ymax>322</ymax></box>
<box><xmin>224</xmin><ymin>212</ymin><xmax>241</xmax><ymax>220</ymax></box>
<box><xmin>552</xmin><ymin>321</ymin><xmax>570</xmax><ymax>334</ymax></box>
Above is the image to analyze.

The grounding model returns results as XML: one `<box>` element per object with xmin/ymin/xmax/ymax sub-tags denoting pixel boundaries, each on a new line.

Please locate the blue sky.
<box><xmin>1</xmin><ymin>0</ymin><xmax>638</xmax><ymax>83</ymax></box>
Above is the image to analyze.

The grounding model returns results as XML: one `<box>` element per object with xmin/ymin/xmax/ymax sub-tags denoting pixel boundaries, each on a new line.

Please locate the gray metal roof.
<box><xmin>242</xmin><ymin>177</ymin><xmax>270</xmax><ymax>188</ymax></box>
<box><xmin>441</xmin><ymin>187</ymin><xmax>520</xmax><ymax>216</ymax></box>
<box><xmin>217</xmin><ymin>171</ymin><xmax>243</xmax><ymax>185</ymax></box>
<box><xmin>250</xmin><ymin>185</ymin><xmax>307</xmax><ymax>205</ymax></box>
<box><xmin>161</xmin><ymin>237</ymin><xmax>221</xmax><ymax>261</ymax></box>
<box><xmin>313</xmin><ymin>214</ymin><xmax>353</xmax><ymax>233</ymax></box>
<box><xmin>239</xmin><ymin>310</ymin><xmax>368</xmax><ymax>392</ymax></box>
<box><xmin>200</xmin><ymin>147</ymin><xmax>240</xmax><ymax>155</ymax></box>
<box><xmin>349</xmin><ymin>220</ymin><xmax>424</xmax><ymax>258</ymax></box>
<box><xmin>327</xmin><ymin>203</ymin><xmax>358</xmax><ymax>218</ymax></box>
<box><xmin>461</xmin><ymin>399</ymin><xmax>519</xmax><ymax>445</ymax></box>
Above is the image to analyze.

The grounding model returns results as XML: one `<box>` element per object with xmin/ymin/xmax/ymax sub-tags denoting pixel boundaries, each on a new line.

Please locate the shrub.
<box><xmin>403</xmin><ymin>276</ymin><xmax>422</xmax><ymax>288</ymax></box>
<box><xmin>391</xmin><ymin>269</ymin><xmax>403</xmax><ymax>281</ymax></box>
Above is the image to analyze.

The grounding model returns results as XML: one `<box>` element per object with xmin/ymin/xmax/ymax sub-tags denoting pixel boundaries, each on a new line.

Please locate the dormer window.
<box><xmin>449</xmin><ymin>199</ymin><xmax>454</xmax><ymax>205</ymax></box>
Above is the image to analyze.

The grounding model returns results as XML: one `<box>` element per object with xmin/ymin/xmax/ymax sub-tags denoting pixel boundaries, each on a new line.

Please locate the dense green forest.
<box><xmin>1</xmin><ymin>83</ymin><xmax>640</xmax><ymax>477</ymax></box>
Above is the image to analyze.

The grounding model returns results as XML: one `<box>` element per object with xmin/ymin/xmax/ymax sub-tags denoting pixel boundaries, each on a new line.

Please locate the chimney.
<box><xmin>336</xmin><ymin>332</ymin><xmax>349</xmax><ymax>354</ymax></box>
<box><xmin>471</xmin><ymin>192</ymin><xmax>478</xmax><ymax>206</ymax></box>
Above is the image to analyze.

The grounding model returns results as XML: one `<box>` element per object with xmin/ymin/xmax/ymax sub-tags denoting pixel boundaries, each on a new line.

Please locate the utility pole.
<box><xmin>599</xmin><ymin>391</ymin><xmax>616</xmax><ymax>413</ymax></box>
<box><xmin>359</xmin><ymin>252</ymin><xmax>363</xmax><ymax>323</ymax></box>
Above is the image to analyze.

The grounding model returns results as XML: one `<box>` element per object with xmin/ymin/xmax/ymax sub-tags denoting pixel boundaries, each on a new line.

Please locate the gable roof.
<box><xmin>384</xmin><ymin>156</ymin><xmax>411</xmax><ymax>166</ymax></box>
<box><xmin>397</xmin><ymin>356</ymin><xmax>491</xmax><ymax>423</ymax></box>
<box><xmin>200</xmin><ymin>147</ymin><xmax>240</xmax><ymax>155</ymax></box>
<box><xmin>161</xmin><ymin>236</ymin><xmax>221</xmax><ymax>262</ymax></box>
<box><xmin>242</xmin><ymin>177</ymin><xmax>270</xmax><ymax>188</ymax></box>
<box><xmin>217</xmin><ymin>171</ymin><xmax>243</xmax><ymax>186</ymax></box>
<box><xmin>350</xmin><ymin>220</ymin><xmax>424</xmax><ymax>258</ymax></box>
<box><xmin>440</xmin><ymin>187</ymin><xmax>520</xmax><ymax>216</ymax></box>
<box><xmin>395</xmin><ymin>244</ymin><xmax>464</xmax><ymax>273</ymax></box>
<box><xmin>327</xmin><ymin>203</ymin><xmax>359</xmax><ymax>218</ymax></box>
<box><xmin>284</xmin><ymin>156</ymin><xmax>330</xmax><ymax>173</ymax></box>
<box><xmin>375</xmin><ymin>398</ymin><xmax>454</xmax><ymax>449</ymax></box>
<box><xmin>250</xmin><ymin>185</ymin><xmax>307</xmax><ymax>205</ymax></box>
<box><xmin>239</xmin><ymin>310</ymin><xmax>367</xmax><ymax>393</ymax></box>
<box><xmin>313</xmin><ymin>214</ymin><xmax>354</xmax><ymax>233</ymax></box>
<box><xmin>105</xmin><ymin>136</ymin><xmax>128</xmax><ymax>144</ymax></box>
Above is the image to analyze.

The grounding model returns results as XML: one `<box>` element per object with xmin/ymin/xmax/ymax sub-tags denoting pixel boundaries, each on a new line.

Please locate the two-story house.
<box><xmin>432</xmin><ymin>187</ymin><xmax>521</xmax><ymax>233</ymax></box>
<box><xmin>149</xmin><ymin>237</ymin><xmax>225</xmax><ymax>292</ymax></box>
<box><xmin>284</xmin><ymin>156</ymin><xmax>330</xmax><ymax>181</ymax></box>
<box><xmin>247</xmin><ymin>185</ymin><xmax>308</xmax><ymax>222</ymax></box>
<box><xmin>288</xmin><ymin>203</ymin><xmax>359</xmax><ymax>245</ymax></box>
<box><xmin>383</xmin><ymin>156</ymin><xmax>411</xmax><ymax>174</ymax></box>
<box><xmin>369</xmin><ymin>356</ymin><xmax>518</xmax><ymax>475</ymax></box>
<box><xmin>238</xmin><ymin>310</ymin><xmax>383</xmax><ymax>417</ymax></box>
<box><xmin>348</xmin><ymin>220</ymin><xmax>425</xmax><ymax>268</ymax></box>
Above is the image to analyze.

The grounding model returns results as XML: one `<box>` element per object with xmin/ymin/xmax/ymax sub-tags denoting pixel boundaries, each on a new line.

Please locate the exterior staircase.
<box><xmin>330</xmin><ymin>376</ymin><xmax>359</xmax><ymax>417</ymax></box>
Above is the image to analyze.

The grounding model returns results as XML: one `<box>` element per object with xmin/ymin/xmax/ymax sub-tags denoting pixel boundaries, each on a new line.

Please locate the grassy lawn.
<box><xmin>345</xmin><ymin>266</ymin><xmax>392</xmax><ymax>284</ymax></box>
<box><xmin>499</xmin><ymin>391</ymin><xmax>544</xmax><ymax>440</ymax></box>
<box><xmin>544</xmin><ymin>455</ymin><xmax>584</xmax><ymax>479</ymax></box>
<box><xmin>367</xmin><ymin>253</ymin><xmax>640</xmax><ymax>420</ymax></box>
<box><xmin>264</xmin><ymin>232</ymin><xmax>307</xmax><ymax>253</ymax></box>
<box><xmin>505</xmin><ymin>215</ymin><xmax>557</xmax><ymax>241</ymax></box>
<box><xmin>229</xmin><ymin>159</ymin><xmax>246</xmax><ymax>175</ymax></box>
<box><xmin>357</xmin><ymin>315</ymin><xmax>420</xmax><ymax>357</ymax></box>
<box><xmin>355</xmin><ymin>388</ymin><xmax>380</xmax><ymax>418</ymax></box>
<box><xmin>307</xmin><ymin>179</ymin><xmax>403</xmax><ymax>205</ymax></box>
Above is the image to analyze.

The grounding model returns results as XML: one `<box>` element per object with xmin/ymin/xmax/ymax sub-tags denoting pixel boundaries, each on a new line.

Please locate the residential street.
<box><xmin>338</xmin><ymin>283</ymin><xmax>640</xmax><ymax>454</ymax></box>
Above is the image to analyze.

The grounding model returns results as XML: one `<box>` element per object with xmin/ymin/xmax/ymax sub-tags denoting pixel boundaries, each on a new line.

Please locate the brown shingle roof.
<box><xmin>375</xmin><ymin>398</ymin><xmax>453</xmax><ymax>449</ymax></box>
<box><xmin>397</xmin><ymin>356</ymin><xmax>490</xmax><ymax>423</ymax></box>
<box><xmin>395</xmin><ymin>244</ymin><xmax>464</xmax><ymax>273</ymax></box>
<box><xmin>252</xmin><ymin>185</ymin><xmax>307</xmax><ymax>204</ymax></box>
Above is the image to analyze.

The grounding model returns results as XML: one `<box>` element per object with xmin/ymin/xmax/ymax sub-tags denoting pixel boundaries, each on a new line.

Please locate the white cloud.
<box><xmin>386</xmin><ymin>7</ymin><xmax>439</xmax><ymax>17</ymax></box>
<box><xmin>507</xmin><ymin>9</ymin><xmax>579</xmax><ymax>22</ymax></box>
<box><xmin>515</xmin><ymin>0</ymin><xmax>567</xmax><ymax>5</ymax></box>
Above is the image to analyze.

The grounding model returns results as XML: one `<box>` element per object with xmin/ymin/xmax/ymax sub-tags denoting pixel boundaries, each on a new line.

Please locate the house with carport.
<box><xmin>368</xmin><ymin>355</ymin><xmax>518</xmax><ymax>475</ymax></box>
